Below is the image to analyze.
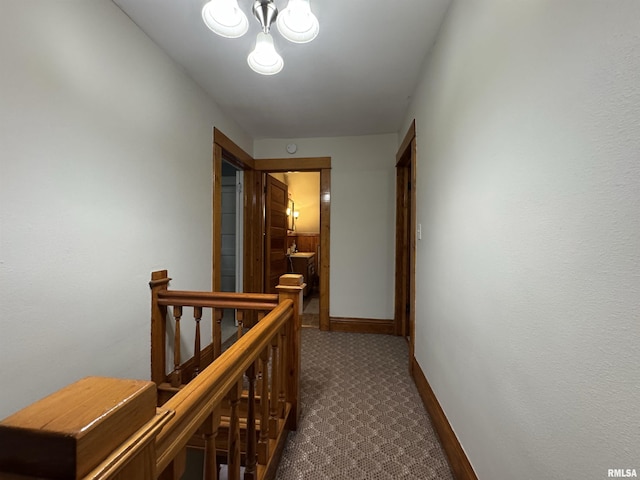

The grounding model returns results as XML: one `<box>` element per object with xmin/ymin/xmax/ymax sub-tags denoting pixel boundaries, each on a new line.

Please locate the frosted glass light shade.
<box><xmin>248</xmin><ymin>32</ymin><xmax>284</xmax><ymax>75</ymax></box>
<box><xmin>202</xmin><ymin>0</ymin><xmax>249</xmax><ymax>38</ymax></box>
<box><xmin>276</xmin><ymin>0</ymin><xmax>319</xmax><ymax>43</ymax></box>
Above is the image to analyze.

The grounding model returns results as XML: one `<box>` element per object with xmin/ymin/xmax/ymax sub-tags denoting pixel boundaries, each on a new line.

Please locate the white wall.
<box><xmin>0</xmin><ymin>0</ymin><xmax>251</xmax><ymax>418</ymax></box>
<box><xmin>287</xmin><ymin>172</ymin><xmax>320</xmax><ymax>233</ymax></box>
<box><xmin>403</xmin><ymin>1</ymin><xmax>640</xmax><ymax>479</ymax></box>
<box><xmin>254</xmin><ymin>135</ymin><xmax>397</xmax><ymax>320</ymax></box>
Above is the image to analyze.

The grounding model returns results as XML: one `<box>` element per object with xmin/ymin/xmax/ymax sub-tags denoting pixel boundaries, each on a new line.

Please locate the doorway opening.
<box><xmin>394</xmin><ymin>121</ymin><xmax>417</xmax><ymax>359</ymax></box>
<box><xmin>256</xmin><ymin>158</ymin><xmax>331</xmax><ymax>331</ymax></box>
<box><xmin>212</xmin><ymin>129</ymin><xmax>332</xmax><ymax>330</ymax></box>
<box><xmin>220</xmin><ymin>159</ymin><xmax>243</xmax><ymax>342</ymax></box>
<box><xmin>269</xmin><ymin>171</ymin><xmax>321</xmax><ymax>328</ymax></box>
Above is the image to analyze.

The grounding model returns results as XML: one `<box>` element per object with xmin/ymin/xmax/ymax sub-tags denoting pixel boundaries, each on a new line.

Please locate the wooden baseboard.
<box><xmin>410</xmin><ymin>357</ymin><xmax>478</xmax><ymax>480</ymax></box>
<box><xmin>329</xmin><ymin>317</ymin><xmax>395</xmax><ymax>335</ymax></box>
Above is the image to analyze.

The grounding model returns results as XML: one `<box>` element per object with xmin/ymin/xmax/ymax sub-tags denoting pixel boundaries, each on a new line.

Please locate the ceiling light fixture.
<box><xmin>201</xmin><ymin>0</ymin><xmax>319</xmax><ymax>75</ymax></box>
<box><xmin>247</xmin><ymin>32</ymin><xmax>284</xmax><ymax>75</ymax></box>
<box><xmin>277</xmin><ymin>0</ymin><xmax>319</xmax><ymax>43</ymax></box>
<box><xmin>202</xmin><ymin>0</ymin><xmax>249</xmax><ymax>38</ymax></box>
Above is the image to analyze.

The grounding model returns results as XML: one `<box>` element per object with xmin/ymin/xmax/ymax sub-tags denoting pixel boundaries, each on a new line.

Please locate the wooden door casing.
<box><xmin>394</xmin><ymin>120</ymin><xmax>417</xmax><ymax>359</ymax></box>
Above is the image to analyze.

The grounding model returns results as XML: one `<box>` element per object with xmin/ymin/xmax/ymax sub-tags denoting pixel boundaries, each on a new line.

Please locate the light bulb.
<box><xmin>202</xmin><ymin>0</ymin><xmax>249</xmax><ymax>38</ymax></box>
<box><xmin>247</xmin><ymin>32</ymin><xmax>284</xmax><ymax>75</ymax></box>
<box><xmin>276</xmin><ymin>0</ymin><xmax>319</xmax><ymax>44</ymax></box>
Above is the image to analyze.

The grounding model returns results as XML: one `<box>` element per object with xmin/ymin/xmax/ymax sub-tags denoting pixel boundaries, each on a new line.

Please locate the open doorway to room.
<box><xmin>212</xmin><ymin>129</ymin><xmax>332</xmax><ymax>331</ymax></box>
<box><xmin>220</xmin><ymin>159</ymin><xmax>243</xmax><ymax>343</ymax></box>
<box><xmin>270</xmin><ymin>171</ymin><xmax>321</xmax><ymax>328</ymax></box>
<box><xmin>256</xmin><ymin>158</ymin><xmax>331</xmax><ymax>331</ymax></box>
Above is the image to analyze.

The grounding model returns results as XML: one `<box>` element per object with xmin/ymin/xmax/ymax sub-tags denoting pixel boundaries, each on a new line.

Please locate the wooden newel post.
<box><xmin>275</xmin><ymin>274</ymin><xmax>305</xmax><ymax>430</ymax></box>
<box><xmin>0</xmin><ymin>377</ymin><xmax>173</xmax><ymax>480</ymax></box>
<box><xmin>150</xmin><ymin>270</ymin><xmax>172</xmax><ymax>386</ymax></box>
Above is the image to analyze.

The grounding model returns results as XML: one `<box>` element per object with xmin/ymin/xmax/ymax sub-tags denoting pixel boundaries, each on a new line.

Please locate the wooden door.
<box><xmin>265</xmin><ymin>175</ymin><xmax>288</xmax><ymax>293</ymax></box>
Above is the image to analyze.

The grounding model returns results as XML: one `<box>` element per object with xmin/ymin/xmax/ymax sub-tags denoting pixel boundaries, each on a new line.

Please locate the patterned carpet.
<box><xmin>275</xmin><ymin>329</ymin><xmax>453</xmax><ymax>480</ymax></box>
<box><xmin>301</xmin><ymin>294</ymin><xmax>320</xmax><ymax>328</ymax></box>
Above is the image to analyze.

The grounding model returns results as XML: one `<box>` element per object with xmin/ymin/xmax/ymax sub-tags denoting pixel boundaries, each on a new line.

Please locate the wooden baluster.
<box><xmin>203</xmin><ymin>407</ymin><xmax>221</xmax><ymax>480</ymax></box>
<box><xmin>268</xmin><ymin>336</ymin><xmax>279</xmax><ymax>439</ymax></box>
<box><xmin>244</xmin><ymin>363</ymin><xmax>257</xmax><ymax>480</ymax></box>
<box><xmin>237</xmin><ymin>310</ymin><xmax>244</xmax><ymax>339</ymax></box>
<box><xmin>227</xmin><ymin>381</ymin><xmax>242</xmax><ymax>480</ymax></box>
<box><xmin>171</xmin><ymin>306</ymin><xmax>183</xmax><ymax>387</ymax></box>
<box><xmin>258</xmin><ymin>347</ymin><xmax>270</xmax><ymax>465</ymax></box>
<box><xmin>193</xmin><ymin>306</ymin><xmax>202</xmax><ymax>378</ymax></box>
<box><xmin>257</xmin><ymin>311</ymin><xmax>265</xmax><ymax>325</ymax></box>
<box><xmin>278</xmin><ymin>327</ymin><xmax>286</xmax><ymax>419</ymax></box>
<box><xmin>213</xmin><ymin>309</ymin><xmax>223</xmax><ymax>359</ymax></box>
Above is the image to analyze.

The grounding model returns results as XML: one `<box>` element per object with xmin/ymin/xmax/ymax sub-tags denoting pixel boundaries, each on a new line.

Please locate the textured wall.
<box><xmin>403</xmin><ymin>1</ymin><xmax>640</xmax><ymax>478</ymax></box>
<box><xmin>287</xmin><ymin>172</ymin><xmax>320</xmax><ymax>234</ymax></box>
<box><xmin>254</xmin><ymin>135</ymin><xmax>398</xmax><ymax>320</ymax></box>
<box><xmin>0</xmin><ymin>0</ymin><xmax>250</xmax><ymax>418</ymax></box>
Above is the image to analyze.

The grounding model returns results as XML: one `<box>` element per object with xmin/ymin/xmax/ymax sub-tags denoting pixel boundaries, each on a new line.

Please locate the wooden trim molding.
<box><xmin>410</xmin><ymin>357</ymin><xmax>478</xmax><ymax>480</ymax></box>
<box><xmin>254</xmin><ymin>157</ymin><xmax>331</xmax><ymax>171</ymax></box>
<box><xmin>212</xmin><ymin>143</ymin><xmax>222</xmax><ymax>291</ymax></box>
<box><xmin>213</xmin><ymin>127</ymin><xmax>254</xmax><ymax>169</ymax></box>
<box><xmin>396</xmin><ymin>119</ymin><xmax>416</xmax><ymax>166</ymax></box>
<box><xmin>319</xmin><ymin>169</ymin><xmax>330</xmax><ymax>331</ymax></box>
<box><xmin>394</xmin><ymin>120</ymin><xmax>417</xmax><ymax>363</ymax></box>
<box><xmin>329</xmin><ymin>317</ymin><xmax>395</xmax><ymax>335</ymax></box>
<box><xmin>243</xmin><ymin>169</ymin><xmax>265</xmax><ymax>296</ymax></box>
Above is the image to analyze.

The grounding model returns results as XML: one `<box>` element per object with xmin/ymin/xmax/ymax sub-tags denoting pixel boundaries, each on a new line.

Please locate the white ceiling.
<box><xmin>112</xmin><ymin>0</ymin><xmax>451</xmax><ymax>139</ymax></box>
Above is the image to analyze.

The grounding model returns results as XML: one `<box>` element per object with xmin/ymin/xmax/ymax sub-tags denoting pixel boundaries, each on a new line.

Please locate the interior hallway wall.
<box><xmin>0</xmin><ymin>0</ymin><xmax>251</xmax><ymax>418</ymax></box>
<box><xmin>254</xmin><ymin>134</ymin><xmax>398</xmax><ymax>320</ymax></box>
<box><xmin>402</xmin><ymin>1</ymin><xmax>640</xmax><ymax>479</ymax></box>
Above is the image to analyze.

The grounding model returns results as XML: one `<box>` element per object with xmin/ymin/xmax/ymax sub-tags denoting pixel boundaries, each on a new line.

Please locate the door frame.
<box><xmin>212</xmin><ymin>129</ymin><xmax>258</xmax><ymax>293</ymax></box>
<box><xmin>212</xmin><ymin>129</ymin><xmax>332</xmax><ymax>331</ymax></box>
<box><xmin>254</xmin><ymin>157</ymin><xmax>331</xmax><ymax>331</ymax></box>
<box><xmin>394</xmin><ymin>121</ymin><xmax>417</xmax><ymax>359</ymax></box>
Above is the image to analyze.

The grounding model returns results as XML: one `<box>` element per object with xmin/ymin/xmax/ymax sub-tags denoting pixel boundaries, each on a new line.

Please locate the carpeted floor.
<box><xmin>301</xmin><ymin>293</ymin><xmax>320</xmax><ymax>328</ymax></box>
<box><xmin>184</xmin><ymin>320</ymin><xmax>453</xmax><ymax>480</ymax></box>
<box><xmin>275</xmin><ymin>328</ymin><xmax>454</xmax><ymax>480</ymax></box>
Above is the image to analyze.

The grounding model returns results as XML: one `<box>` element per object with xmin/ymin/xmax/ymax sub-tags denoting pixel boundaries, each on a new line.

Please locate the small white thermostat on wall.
<box><xmin>286</xmin><ymin>143</ymin><xmax>297</xmax><ymax>154</ymax></box>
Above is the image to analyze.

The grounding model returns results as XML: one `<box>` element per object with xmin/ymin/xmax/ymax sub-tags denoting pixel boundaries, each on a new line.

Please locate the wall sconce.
<box><xmin>293</xmin><ymin>210</ymin><xmax>300</xmax><ymax>219</ymax></box>
<box><xmin>287</xmin><ymin>198</ymin><xmax>296</xmax><ymax>231</ymax></box>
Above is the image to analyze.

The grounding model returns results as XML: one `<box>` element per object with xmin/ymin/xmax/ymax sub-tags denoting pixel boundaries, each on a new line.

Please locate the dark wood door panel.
<box><xmin>265</xmin><ymin>175</ymin><xmax>288</xmax><ymax>293</ymax></box>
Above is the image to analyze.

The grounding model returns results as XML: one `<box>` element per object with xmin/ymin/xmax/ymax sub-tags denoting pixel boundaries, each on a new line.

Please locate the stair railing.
<box><xmin>150</xmin><ymin>270</ymin><xmax>303</xmax><ymax>480</ymax></box>
<box><xmin>0</xmin><ymin>271</ymin><xmax>304</xmax><ymax>480</ymax></box>
<box><xmin>155</xmin><ymin>297</ymin><xmax>297</xmax><ymax>480</ymax></box>
<box><xmin>150</xmin><ymin>270</ymin><xmax>285</xmax><ymax>390</ymax></box>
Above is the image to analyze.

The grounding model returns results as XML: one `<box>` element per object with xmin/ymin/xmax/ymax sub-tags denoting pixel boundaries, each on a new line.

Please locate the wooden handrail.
<box><xmin>158</xmin><ymin>290</ymin><xmax>279</xmax><ymax>301</ymax></box>
<box><xmin>150</xmin><ymin>270</ymin><xmax>303</xmax><ymax>479</ymax></box>
<box><xmin>157</xmin><ymin>290</ymin><xmax>279</xmax><ymax>310</ymax></box>
<box><xmin>155</xmin><ymin>299</ymin><xmax>294</xmax><ymax>474</ymax></box>
<box><xmin>150</xmin><ymin>271</ymin><xmax>286</xmax><ymax>387</ymax></box>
